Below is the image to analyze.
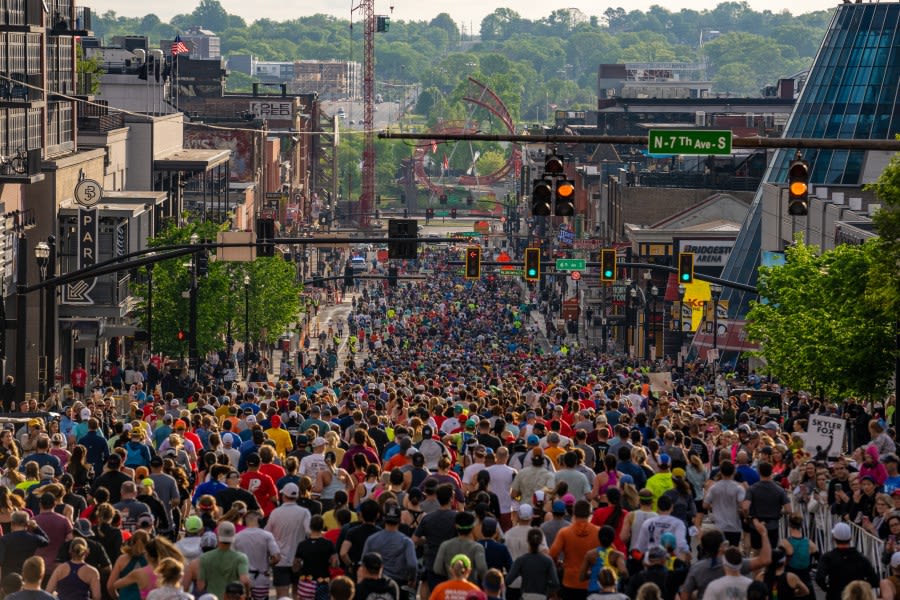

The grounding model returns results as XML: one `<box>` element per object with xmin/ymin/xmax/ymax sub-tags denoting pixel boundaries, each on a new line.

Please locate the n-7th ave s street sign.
<box><xmin>648</xmin><ymin>129</ymin><xmax>733</xmax><ymax>155</ymax></box>
<box><xmin>556</xmin><ymin>259</ymin><xmax>585</xmax><ymax>271</ymax></box>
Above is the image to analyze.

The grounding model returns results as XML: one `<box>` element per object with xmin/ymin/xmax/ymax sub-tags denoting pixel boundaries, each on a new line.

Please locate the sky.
<box><xmin>87</xmin><ymin>0</ymin><xmax>838</xmax><ymax>29</ymax></box>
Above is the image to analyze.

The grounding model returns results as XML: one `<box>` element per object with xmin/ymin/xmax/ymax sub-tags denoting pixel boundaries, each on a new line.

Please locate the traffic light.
<box><xmin>531</xmin><ymin>178</ymin><xmax>552</xmax><ymax>216</ymax></box>
<box><xmin>439</xmin><ymin>193</ymin><xmax>448</xmax><ymax>205</ymax></box>
<box><xmin>787</xmin><ymin>156</ymin><xmax>810</xmax><ymax>216</ymax></box>
<box><xmin>196</xmin><ymin>248</ymin><xmax>209</xmax><ymax>277</ymax></box>
<box><xmin>524</xmin><ymin>247</ymin><xmax>540</xmax><ymax>282</ymax></box>
<box><xmin>544</xmin><ymin>154</ymin><xmax>565</xmax><ymax>176</ymax></box>
<box><xmin>388</xmin><ymin>219</ymin><xmax>418</xmax><ymax>260</ymax></box>
<box><xmin>465</xmin><ymin>247</ymin><xmax>481</xmax><ymax>280</ymax></box>
<box><xmin>176</xmin><ymin>330</ymin><xmax>186</xmax><ymax>342</ymax></box>
<box><xmin>256</xmin><ymin>217</ymin><xmax>275</xmax><ymax>257</ymax></box>
<box><xmin>678</xmin><ymin>252</ymin><xmax>695</xmax><ymax>284</ymax></box>
<box><xmin>450</xmin><ymin>208</ymin><xmax>457</xmax><ymax>219</ymax></box>
<box><xmin>601</xmin><ymin>249</ymin><xmax>617</xmax><ymax>282</ymax></box>
<box><xmin>388</xmin><ymin>266</ymin><xmax>398</xmax><ymax>287</ymax></box>
<box><xmin>555</xmin><ymin>179</ymin><xmax>575</xmax><ymax>216</ymax></box>
<box><xmin>343</xmin><ymin>265</ymin><xmax>354</xmax><ymax>289</ymax></box>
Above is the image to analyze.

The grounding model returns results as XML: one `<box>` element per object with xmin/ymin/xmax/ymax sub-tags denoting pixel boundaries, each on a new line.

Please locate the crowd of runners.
<box><xmin>0</xmin><ymin>255</ymin><xmax>896</xmax><ymax>600</ymax></box>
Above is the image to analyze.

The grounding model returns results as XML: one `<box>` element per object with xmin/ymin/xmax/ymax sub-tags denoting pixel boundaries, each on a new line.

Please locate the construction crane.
<box><xmin>352</xmin><ymin>0</ymin><xmax>382</xmax><ymax>229</ymax></box>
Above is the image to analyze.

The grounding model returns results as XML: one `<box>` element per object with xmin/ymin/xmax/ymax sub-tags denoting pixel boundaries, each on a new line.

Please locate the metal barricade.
<box><xmin>782</xmin><ymin>501</ymin><xmax>886</xmax><ymax>579</ymax></box>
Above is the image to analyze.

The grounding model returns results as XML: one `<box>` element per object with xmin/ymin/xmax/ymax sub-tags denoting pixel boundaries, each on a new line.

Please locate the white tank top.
<box><xmin>630</xmin><ymin>509</ymin><xmax>657</xmax><ymax>550</ymax></box>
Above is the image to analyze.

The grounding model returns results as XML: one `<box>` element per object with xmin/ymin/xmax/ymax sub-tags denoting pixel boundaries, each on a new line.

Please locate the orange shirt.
<box><xmin>429</xmin><ymin>579</ymin><xmax>480</xmax><ymax>600</ymax></box>
<box><xmin>384</xmin><ymin>453</ymin><xmax>410</xmax><ymax>472</ymax></box>
<box><xmin>549</xmin><ymin>520</ymin><xmax>600</xmax><ymax>589</ymax></box>
<box><xmin>545</xmin><ymin>446</ymin><xmax>566</xmax><ymax>469</ymax></box>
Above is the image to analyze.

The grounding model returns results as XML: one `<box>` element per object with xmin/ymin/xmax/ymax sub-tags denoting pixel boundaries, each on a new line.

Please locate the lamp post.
<box><xmin>678</xmin><ymin>283</ymin><xmax>686</xmax><ymax>371</ymax></box>
<box><xmin>629</xmin><ymin>286</ymin><xmax>638</xmax><ymax>358</ymax></box>
<box><xmin>648</xmin><ymin>283</ymin><xmax>658</xmax><ymax>360</ymax></box>
<box><xmin>601</xmin><ymin>317</ymin><xmax>607</xmax><ymax>354</ymax></box>
<box><xmin>624</xmin><ymin>278</ymin><xmax>632</xmax><ymax>357</ymax></box>
<box><xmin>146</xmin><ymin>253</ymin><xmax>155</xmax><ymax>355</ymax></box>
<box><xmin>34</xmin><ymin>242</ymin><xmax>50</xmax><ymax>399</ymax></box>
<box><xmin>243</xmin><ymin>274</ymin><xmax>250</xmax><ymax>380</ymax></box>
<box><xmin>642</xmin><ymin>271</ymin><xmax>652</xmax><ymax>360</ymax></box>
<box><xmin>188</xmin><ymin>234</ymin><xmax>199</xmax><ymax>377</ymax></box>
<box><xmin>710</xmin><ymin>283</ymin><xmax>723</xmax><ymax>373</ymax></box>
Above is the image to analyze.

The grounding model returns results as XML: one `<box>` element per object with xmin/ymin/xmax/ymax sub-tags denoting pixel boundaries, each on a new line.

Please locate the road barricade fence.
<box><xmin>780</xmin><ymin>502</ymin><xmax>886</xmax><ymax>579</ymax></box>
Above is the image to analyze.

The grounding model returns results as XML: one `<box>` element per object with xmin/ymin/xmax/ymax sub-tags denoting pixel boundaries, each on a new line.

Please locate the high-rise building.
<box><xmin>719</xmin><ymin>1</ymin><xmax>900</xmax><ymax>323</ymax></box>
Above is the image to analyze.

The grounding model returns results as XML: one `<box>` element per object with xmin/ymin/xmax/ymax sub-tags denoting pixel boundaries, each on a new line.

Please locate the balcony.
<box><xmin>0</xmin><ymin>147</ymin><xmax>43</xmax><ymax>183</ymax></box>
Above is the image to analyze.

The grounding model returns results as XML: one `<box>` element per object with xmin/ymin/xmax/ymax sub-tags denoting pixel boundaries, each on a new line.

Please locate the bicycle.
<box><xmin>0</xmin><ymin>146</ymin><xmax>28</xmax><ymax>175</ymax></box>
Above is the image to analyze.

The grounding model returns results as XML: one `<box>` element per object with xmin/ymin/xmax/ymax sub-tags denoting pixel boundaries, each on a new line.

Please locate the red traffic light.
<box><xmin>545</xmin><ymin>155</ymin><xmax>565</xmax><ymax>175</ymax></box>
<box><xmin>176</xmin><ymin>330</ymin><xmax>186</xmax><ymax>341</ymax></box>
<box><xmin>465</xmin><ymin>247</ymin><xmax>481</xmax><ymax>280</ymax></box>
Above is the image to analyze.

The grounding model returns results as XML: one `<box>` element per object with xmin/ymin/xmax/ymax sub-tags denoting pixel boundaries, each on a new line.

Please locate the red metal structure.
<box><xmin>412</xmin><ymin>78</ymin><xmax>521</xmax><ymax>194</ymax></box>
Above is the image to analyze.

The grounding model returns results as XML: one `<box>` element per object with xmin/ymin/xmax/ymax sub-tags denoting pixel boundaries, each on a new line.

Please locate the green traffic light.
<box><xmin>681</xmin><ymin>273</ymin><xmax>690</xmax><ymax>281</ymax></box>
<box><xmin>527</xmin><ymin>268</ymin><xmax>537</xmax><ymax>277</ymax></box>
<box><xmin>603</xmin><ymin>270</ymin><xmax>613</xmax><ymax>278</ymax></box>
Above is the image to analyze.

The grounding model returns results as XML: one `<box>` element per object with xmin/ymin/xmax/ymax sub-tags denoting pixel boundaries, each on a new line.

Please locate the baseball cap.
<box><xmin>383</xmin><ymin>503</ymin><xmax>402</xmax><ymax>524</ymax></box>
<box><xmin>832</xmin><ymin>522</ymin><xmax>852</xmax><ymax>542</ymax></box>
<box><xmin>647</xmin><ymin>547</ymin><xmax>667</xmax><ymax>563</ymax></box>
<box><xmin>184</xmin><ymin>515</ymin><xmax>203</xmax><ymax>533</ymax></box>
<box><xmin>658</xmin><ymin>453</ymin><xmax>671</xmax><ymax>466</ymax></box>
<box><xmin>217</xmin><ymin>521</ymin><xmax>236</xmax><ymax>544</ymax></box>
<box><xmin>40</xmin><ymin>465</ymin><xmax>56</xmax><ymax>479</ymax></box>
<box><xmin>526</xmin><ymin>434</ymin><xmax>539</xmax><ymax>445</ymax></box>
<box><xmin>73</xmin><ymin>518</ymin><xmax>94</xmax><ymax>537</ymax></box>
<box><xmin>281</xmin><ymin>483</ymin><xmax>300</xmax><ymax>499</ymax></box>
<box><xmin>246</xmin><ymin>453</ymin><xmax>261</xmax><ymax>466</ymax></box>
<box><xmin>517</xmin><ymin>504</ymin><xmax>534</xmax><ymax>520</ymax></box>
<box><xmin>140</xmin><ymin>478</ymin><xmax>154</xmax><ymax>489</ymax></box>
<box><xmin>80</xmin><ymin>408</ymin><xmax>91</xmax><ymax>420</ymax></box>
<box><xmin>562</xmin><ymin>493</ymin><xmax>576</xmax><ymax>506</ymax></box>
<box><xmin>672</xmin><ymin>467</ymin><xmax>686</xmax><ymax>479</ymax></box>
<box><xmin>551</xmin><ymin>500</ymin><xmax>566</xmax><ymax>514</ymax></box>
<box><xmin>312</xmin><ymin>437</ymin><xmax>326</xmax><ymax>448</ymax></box>
<box><xmin>137</xmin><ymin>514</ymin><xmax>154</xmax><ymax>528</ymax></box>
<box><xmin>200</xmin><ymin>531</ymin><xmax>218</xmax><ymax>550</ymax></box>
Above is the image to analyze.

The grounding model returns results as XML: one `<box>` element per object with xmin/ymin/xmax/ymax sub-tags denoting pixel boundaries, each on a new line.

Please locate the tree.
<box><xmin>865</xmin><ymin>150</ymin><xmax>900</xmax><ymax>318</ymax></box>
<box><xmin>745</xmin><ymin>237</ymin><xmax>895</xmax><ymax>399</ymax></box>
<box><xmin>77</xmin><ymin>45</ymin><xmax>104</xmax><ymax>95</ymax></box>
<box><xmin>132</xmin><ymin>221</ymin><xmax>302</xmax><ymax>359</ymax></box>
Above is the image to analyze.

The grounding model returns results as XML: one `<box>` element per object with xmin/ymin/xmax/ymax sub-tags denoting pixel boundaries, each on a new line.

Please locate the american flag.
<box><xmin>171</xmin><ymin>35</ymin><xmax>189</xmax><ymax>56</ymax></box>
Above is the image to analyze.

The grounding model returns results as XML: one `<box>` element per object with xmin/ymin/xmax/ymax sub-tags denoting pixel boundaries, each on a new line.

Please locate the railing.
<box><xmin>781</xmin><ymin>501</ymin><xmax>886</xmax><ymax>579</ymax></box>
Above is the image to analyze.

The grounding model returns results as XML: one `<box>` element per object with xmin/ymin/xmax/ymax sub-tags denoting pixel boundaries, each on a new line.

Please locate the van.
<box><xmin>350</xmin><ymin>256</ymin><xmax>367</xmax><ymax>272</ymax></box>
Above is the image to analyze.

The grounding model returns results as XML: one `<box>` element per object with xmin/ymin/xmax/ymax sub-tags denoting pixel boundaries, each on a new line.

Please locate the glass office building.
<box><xmin>720</xmin><ymin>2</ymin><xmax>900</xmax><ymax>317</ymax></box>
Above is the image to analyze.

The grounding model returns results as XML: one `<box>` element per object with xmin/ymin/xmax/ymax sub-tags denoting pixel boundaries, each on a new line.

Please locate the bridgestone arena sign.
<box><xmin>678</xmin><ymin>240</ymin><xmax>734</xmax><ymax>266</ymax></box>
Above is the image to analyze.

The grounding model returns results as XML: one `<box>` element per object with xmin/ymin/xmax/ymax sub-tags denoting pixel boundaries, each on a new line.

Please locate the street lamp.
<box><xmin>648</xmin><ymin>283</ymin><xmax>658</xmax><ymax>360</ymax></box>
<box><xmin>188</xmin><ymin>234</ymin><xmax>199</xmax><ymax>376</ymax></box>
<box><xmin>243</xmin><ymin>274</ymin><xmax>250</xmax><ymax>380</ymax></box>
<box><xmin>34</xmin><ymin>241</ymin><xmax>50</xmax><ymax>399</ymax></box>
<box><xmin>710</xmin><ymin>284</ymin><xmax>723</xmax><ymax>371</ymax></box>
<box><xmin>624</xmin><ymin>278</ymin><xmax>632</xmax><ymax>356</ymax></box>
<box><xmin>629</xmin><ymin>286</ymin><xmax>638</xmax><ymax>358</ymax></box>
<box><xmin>601</xmin><ymin>317</ymin><xmax>608</xmax><ymax>354</ymax></box>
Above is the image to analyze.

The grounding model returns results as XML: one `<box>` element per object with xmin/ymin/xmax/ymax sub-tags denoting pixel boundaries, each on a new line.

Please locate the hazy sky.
<box><xmin>87</xmin><ymin>0</ymin><xmax>837</xmax><ymax>30</ymax></box>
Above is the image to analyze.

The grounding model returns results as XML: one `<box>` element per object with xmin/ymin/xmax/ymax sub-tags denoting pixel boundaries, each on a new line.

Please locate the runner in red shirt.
<box><xmin>240</xmin><ymin>453</ymin><xmax>278</xmax><ymax>516</ymax></box>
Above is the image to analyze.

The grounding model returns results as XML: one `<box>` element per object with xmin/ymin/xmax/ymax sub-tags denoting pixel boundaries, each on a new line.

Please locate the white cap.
<box><xmin>170</xmin><ymin>399</ymin><xmax>179</xmax><ymax>407</ymax></box>
<box><xmin>80</xmin><ymin>408</ymin><xmax>91</xmax><ymax>420</ymax></box>
<box><xmin>246</xmin><ymin>415</ymin><xmax>256</xmax><ymax>424</ymax></box>
<box><xmin>281</xmin><ymin>483</ymin><xmax>299</xmax><ymax>499</ymax></box>
<box><xmin>832</xmin><ymin>522</ymin><xmax>852</xmax><ymax>542</ymax></box>
<box><xmin>517</xmin><ymin>504</ymin><xmax>534</xmax><ymax>520</ymax></box>
<box><xmin>122</xmin><ymin>423</ymin><xmax>133</xmax><ymax>432</ymax></box>
<box><xmin>312</xmin><ymin>437</ymin><xmax>326</xmax><ymax>447</ymax></box>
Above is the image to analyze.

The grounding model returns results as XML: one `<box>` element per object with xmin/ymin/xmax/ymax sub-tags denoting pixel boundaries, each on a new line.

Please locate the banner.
<box><xmin>648</xmin><ymin>372</ymin><xmax>674</xmax><ymax>393</ymax></box>
<box><xmin>802</xmin><ymin>414</ymin><xmax>845</xmax><ymax>459</ymax></box>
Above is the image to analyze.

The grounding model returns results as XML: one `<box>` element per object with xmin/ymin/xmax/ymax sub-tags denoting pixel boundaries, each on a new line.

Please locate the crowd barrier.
<box><xmin>780</xmin><ymin>501</ymin><xmax>887</xmax><ymax>579</ymax></box>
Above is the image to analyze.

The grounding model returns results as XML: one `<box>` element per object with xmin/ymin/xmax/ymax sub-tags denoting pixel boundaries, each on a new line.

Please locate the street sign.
<box><xmin>571</xmin><ymin>271</ymin><xmax>581</xmax><ymax>281</ymax></box>
<box><xmin>459</xmin><ymin>231</ymin><xmax>481</xmax><ymax>237</ymax></box>
<box><xmin>648</xmin><ymin>129</ymin><xmax>733</xmax><ymax>155</ymax></box>
<box><xmin>556</xmin><ymin>259</ymin><xmax>586</xmax><ymax>271</ymax></box>
<box><xmin>499</xmin><ymin>269</ymin><xmax>523</xmax><ymax>276</ymax></box>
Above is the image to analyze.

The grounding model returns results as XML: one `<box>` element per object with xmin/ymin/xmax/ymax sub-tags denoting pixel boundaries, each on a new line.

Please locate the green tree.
<box><xmin>132</xmin><ymin>221</ymin><xmax>302</xmax><ymax>358</ymax></box>
<box><xmin>77</xmin><ymin>45</ymin><xmax>104</xmax><ymax>95</ymax></box>
<box><xmin>746</xmin><ymin>237</ymin><xmax>894</xmax><ymax>399</ymax></box>
<box><xmin>865</xmin><ymin>151</ymin><xmax>900</xmax><ymax>318</ymax></box>
<box><xmin>475</xmin><ymin>149</ymin><xmax>506</xmax><ymax>177</ymax></box>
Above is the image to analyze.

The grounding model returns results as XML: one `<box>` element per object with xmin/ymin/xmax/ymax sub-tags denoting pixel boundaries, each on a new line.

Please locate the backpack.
<box><xmin>125</xmin><ymin>441</ymin><xmax>147</xmax><ymax>467</ymax></box>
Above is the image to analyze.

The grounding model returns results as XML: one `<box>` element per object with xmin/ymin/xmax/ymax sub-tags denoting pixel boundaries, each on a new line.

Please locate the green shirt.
<box><xmin>198</xmin><ymin>547</ymin><xmax>249</xmax><ymax>600</ymax></box>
